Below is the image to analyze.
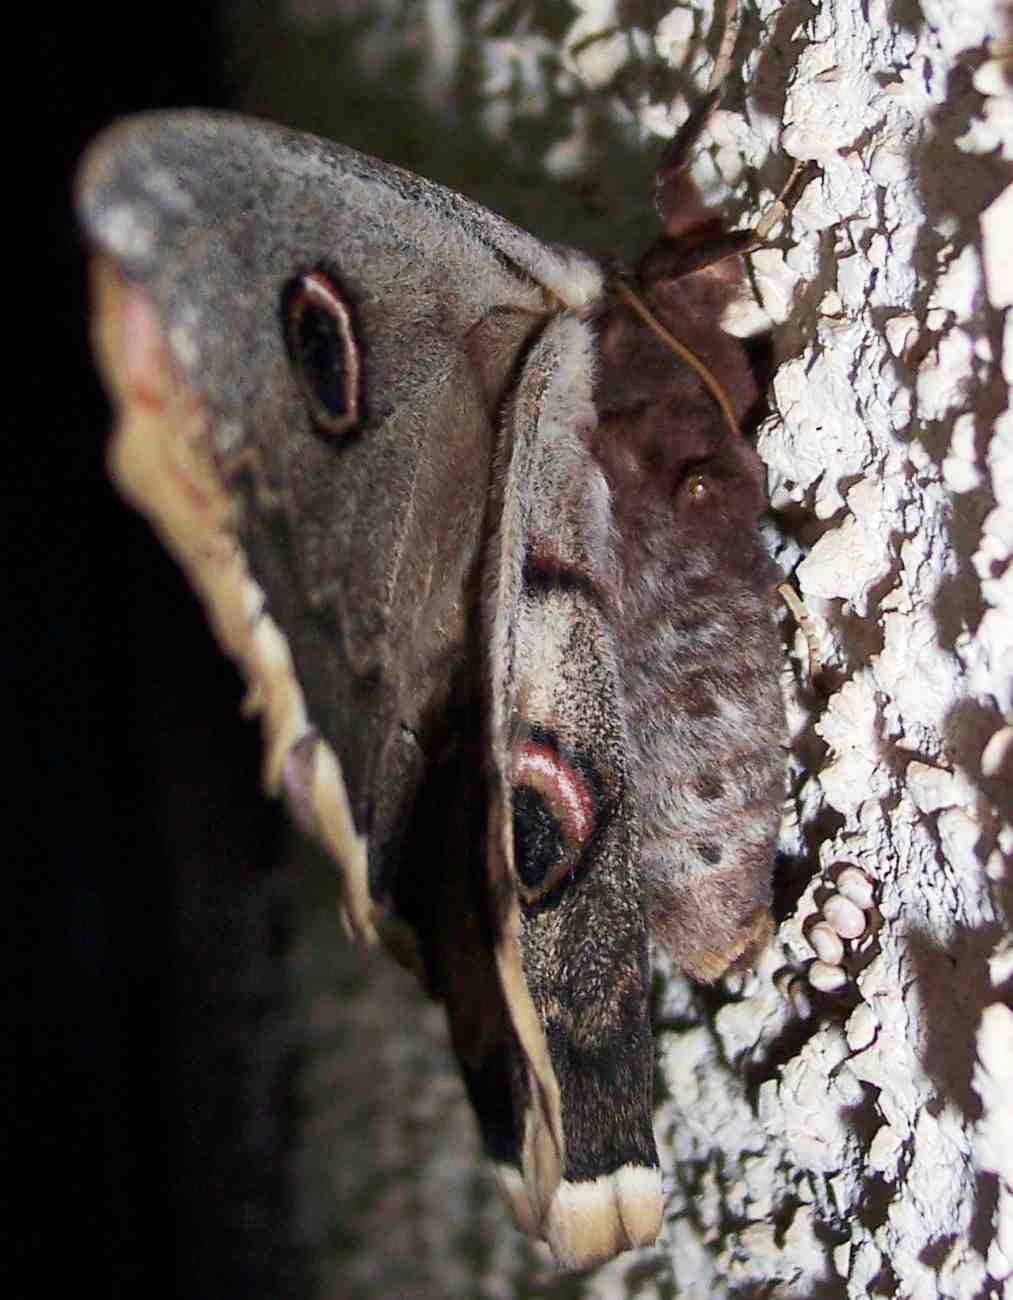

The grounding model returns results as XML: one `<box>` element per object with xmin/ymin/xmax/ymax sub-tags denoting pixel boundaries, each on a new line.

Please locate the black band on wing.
<box><xmin>522</xmin><ymin>554</ymin><xmax>605</xmax><ymax>614</ymax></box>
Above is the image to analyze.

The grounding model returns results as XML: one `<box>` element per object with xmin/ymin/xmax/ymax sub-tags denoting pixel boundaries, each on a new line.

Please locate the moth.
<box><xmin>76</xmin><ymin>86</ymin><xmax>785</xmax><ymax>1269</ymax></box>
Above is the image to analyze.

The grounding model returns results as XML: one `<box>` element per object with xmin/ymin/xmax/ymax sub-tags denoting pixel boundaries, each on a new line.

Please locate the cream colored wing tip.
<box><xmin>546</xmin><ymin>1165</ymin><xmax>663</xmax><ymax>1268</ymax></box>
<box><xmin>494</xmin><ymin>1162</ymin><xmax>663</xmax><ymax>1268</ymax></box>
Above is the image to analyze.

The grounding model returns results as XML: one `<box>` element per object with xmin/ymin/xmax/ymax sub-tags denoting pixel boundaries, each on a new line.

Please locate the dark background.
<box><xmin>24</xmin><ymin>8</ymin><xmax>294</xmax><ymax>1295</ymax></box>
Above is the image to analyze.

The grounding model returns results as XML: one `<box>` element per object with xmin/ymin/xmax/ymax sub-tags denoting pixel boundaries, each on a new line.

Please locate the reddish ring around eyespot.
<box><xmin>281</xmin><ymin>267</ymin><xmax>361</xmax><ymax>436</ymax></box>
<box><xmin>513</xmin><ymin>743</ymin><xmax>594</xmax><ymax>844</ymax></box>
<box><xmin>511</xmin><ymin>740</ymin><xmax>597</xmax><ymax>901</ymax></box>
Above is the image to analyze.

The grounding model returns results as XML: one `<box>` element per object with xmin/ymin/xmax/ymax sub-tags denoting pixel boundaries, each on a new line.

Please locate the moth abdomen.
<box><xmin>585</xmin><ymin>138</ymin><xmax>786</xmax><ymax>988</ymax></box>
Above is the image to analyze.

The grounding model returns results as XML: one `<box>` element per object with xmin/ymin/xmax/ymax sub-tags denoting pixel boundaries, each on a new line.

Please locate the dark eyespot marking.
<box><xmin>522</xmin><ymin>553</ymin><xmax>603</xmax><ymax>611</ymax></box>
<box><xmin>281</xmin><ymin>268</ymin><xmax>361</xmax><ymax>436</ymax></box>
<box><xmin>684</xmin><ymin>676</ymin><xmax>720</xmax><ymax>718</ymax></box>
<box><xmin>511</xmin><ymin>738</ymin><xmax>597</xmax><ymax>903</ymax></box>
<box><xmin>697</xmin><ymin>842</ymin><xmax>723</xmax><ymax>865</ymax></box>
<box><xmin>694</xmin><ymin>774</ymin><xmax>725</xmax><ymax>802</ymax></box>
<box><xmin>512</xmin><ymin>787</ymin><xmax>564</xmax><ymax>890</ymax></box>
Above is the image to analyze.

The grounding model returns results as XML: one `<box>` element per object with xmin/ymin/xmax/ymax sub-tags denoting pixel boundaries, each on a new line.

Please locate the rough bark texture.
<box><xmin>237</xmin><ymin>2</ymin><xmax>1013</xmax><ymax>1295</ymax></box>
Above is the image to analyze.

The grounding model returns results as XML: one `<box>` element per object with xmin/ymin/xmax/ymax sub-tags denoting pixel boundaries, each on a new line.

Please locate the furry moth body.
<box><xmin>76</xmin><ymin>103</ymin><xmax>785</xmax><ymax>1268</ymax></box>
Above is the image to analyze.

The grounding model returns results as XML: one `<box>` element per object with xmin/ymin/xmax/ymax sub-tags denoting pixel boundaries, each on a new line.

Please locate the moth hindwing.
<box><xmin>76</xmin><ymin>99</ymin><xmax>784</xmax><ymax>1268</ymax></box>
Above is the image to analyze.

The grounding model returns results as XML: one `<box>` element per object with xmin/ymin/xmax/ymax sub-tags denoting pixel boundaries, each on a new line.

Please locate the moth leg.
<box><xmin>653</xmin><ymin>0</ymin><xmax>737</xmax><ymax>238</ymax></box>
<box><xmin>778</xmin><ymin>581</ymin><xmax>825</xmax><ymax>684</ymax></box>
<box><xmin>753</xmin><ymin>159</ymin><xmax>811</xmax><ymax>243</ymax></box>
<box><xmin>707</xmin><ymin>0</ymin><xmax>741</xmax><ymax>95</ymax></box>
<box><xmin>654</xmin><ymin>0</ymin><xmax>739</xmax><ymax>193</ymax></box>
<box><xmin>656</xmin><ymin>88</ymin><xmax>721</xmax><ymax>187</ymax></box>
<box><xmin>805</xmin><ymin>866</ymin><xmax>877</xmax><ymax>994</ymax></box>
<box><xmin>653</xmin><ymin>89</ymin><xmax>723</xmax><ymax>247</ymax></box>
<box><xmin>653</xmin><ymin>159</ymin><xmax>812</xmax><ymax>284</ymax></box>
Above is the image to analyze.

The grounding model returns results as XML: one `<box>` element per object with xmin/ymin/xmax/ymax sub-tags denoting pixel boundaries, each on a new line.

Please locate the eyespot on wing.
<box><xmin>281</xmin><ymin>267</ymin><xmax>361</xmax><ymax>436</ymax></box>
